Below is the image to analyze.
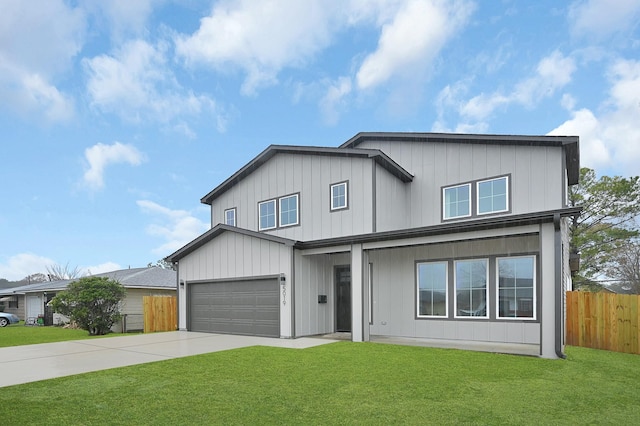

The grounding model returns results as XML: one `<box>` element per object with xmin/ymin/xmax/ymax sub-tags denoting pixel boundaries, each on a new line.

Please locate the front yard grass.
<box><xmin>0</xmin><ymin>323</ymin><xmax>118</xmax><ymax>347</ymax></box>
<box><xmin>1</xmin><ymin>342</ymin><xmax>638</xmax><ymax>425</ymax></box>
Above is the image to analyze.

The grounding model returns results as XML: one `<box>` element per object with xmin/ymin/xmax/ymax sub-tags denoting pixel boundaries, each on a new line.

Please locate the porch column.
<box><xmin>540</xmin><ymin>222</ymin><xmax>558</xmax><ymax>359</ymax></box>
<box><xmin>351</xmin><ymin>243</ymin><xmax>364</xmax><ymax>342</ymax></box>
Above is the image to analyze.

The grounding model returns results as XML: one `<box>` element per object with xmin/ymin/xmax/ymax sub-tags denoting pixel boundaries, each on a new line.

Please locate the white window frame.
<box><xmin>477</xmin><ymin>176</ymin><xmax>509</xmax><ymax>216</ymax></box>
<box><xmin>279</xmin><ymin>194</ymin><xmax>299</xmax><ymax>227</ymax></box>
<box><xmin>416</xmin><ymin>261</ymin><xmax>448</xmax><ymax>318</ymax></box>
<box><xmin>224</xmin><ymin>208</ymin><xmax>236</xmax><ymax>226</ymax></box>
<box><xmin>454</xmin><ymin>258</ymin><xmax>489</xmax><ymax>319</ymax></box>
<box><xmin>330</xmin><ymin>181</ymin><xmax>348</xmax><ymax>211</ymax></box>
<box><xmin>258</xmin><ymin>199</ymin><xmax>276</xmax><ymax>231</ymax></box>
<box><xmin>443</xmin><ymin>183</ymin><xmax>472</xmax><ymax>220</ymax></box>
<box><xmin>496</xmin><ymin>255</ymin><xmax>536</xmax><ymax>320</ymax></box>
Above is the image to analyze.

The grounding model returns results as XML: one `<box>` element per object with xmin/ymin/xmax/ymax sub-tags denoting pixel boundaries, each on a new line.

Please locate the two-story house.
<box><xmin>166</xmin><ymin>132</ymin><xmax>580</xmax><ymax>358</ymax></box>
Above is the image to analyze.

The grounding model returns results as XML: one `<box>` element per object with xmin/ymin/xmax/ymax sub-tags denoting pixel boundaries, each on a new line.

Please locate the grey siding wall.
<box><xmin>364</xmin><ymin>140</ymin><xmax>565</xmax><ymax>231</ymax></box>
<box><xmin>210</xmin><ymin>153</ymin><xmax>375</xmax><ymax>240</ymax></box>
<box><xmin>367</xmin><ymin>233</ymin><xmax>542</xmax><ymax>345</ymax></box>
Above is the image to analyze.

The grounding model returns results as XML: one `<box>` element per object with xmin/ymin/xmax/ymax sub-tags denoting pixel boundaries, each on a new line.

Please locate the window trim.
<box><xmin>224</xmin><ymin>207</ymin><xmax>237</xmax><ymax>227</ymax></box>
<box><xmin>330</xmin><ymin>181</ymin><xmax>349</xmax><ymax>211</ymax></box>
<box><xmin>496</xmin><ymin>255</ymin><xmax>537</xmax><ymax>320</ymax></box>
<box><xmin>477</xmin><ymin>176</ymin><xmax>509</xmax><ymax>216</ymax></box>
<box><xmin>416</xmin><ymin>261</ymin><xmax>449</xmax><ymax>318</ymax></box>
<box><xmin>442</xmin><ymin>183</ymin><xmax>472</xmax><ymax>220</ymax></box>
<box><xmin>279</xmin><ymin>193</ymin><xmax>299</xmax><ymax>228</ymax></box>
<box><xmin>258</xmin><ymin>199</ymin><xmax>277</xmax><ymax>231</ymax></box>
<box><xmin>453</xmin><ymin>258</ymin><xmax>489</xmax><ymax>319</ymax></box>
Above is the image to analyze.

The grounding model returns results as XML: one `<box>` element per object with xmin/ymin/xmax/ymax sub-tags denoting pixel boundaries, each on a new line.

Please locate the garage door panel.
<box><xmin>188</xmin><ymin>278</ymin><xmax>279</xmax><ymax>337</ymax></box>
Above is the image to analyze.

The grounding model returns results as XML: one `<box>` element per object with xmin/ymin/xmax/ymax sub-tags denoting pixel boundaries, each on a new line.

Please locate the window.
<box><xmin>8</xmin><ymin>298</ymin><xmax>18</xmax><ymax>309</ymax></box>
<box><xmin>279</xmin><ymin>194</ymin><xmax>299</xmax><ymax>227</ymax></box>
<box><xmin>497</xmin><ymin>256</ymin><xmax>535</xmax><ymax>319</ymax></box>
<box><xmin>331</xmin><ymin>181</ymin><xmax>348</xmax><ymax>211</ymax></box>
<box><xmin>224</xmin><ymin>208</ymin><xmax>236</xmax><ymax>226</ymax></box>
<box><xmin>258</xmin><ymin>200</ymin><xmax>276</xmax><ymax>230</ymax></box>
<box><xmin>416</xmin><ymin>262</ymin><xmax>448</xmax><ymax>317</ymax></box>
<box><xmin>455</xmin><ymin>259</ymin><xmax>488</xmax><ymax>318</ymax></box>
<box><xmin>443</xmin><ymin>184</ymin><xmax>471</xmax><ymax>219</ymax></box>
<box><xmin>477</xmin><ymin>176</ymin><xmax>508</xmax><ymax>215</ymax></box>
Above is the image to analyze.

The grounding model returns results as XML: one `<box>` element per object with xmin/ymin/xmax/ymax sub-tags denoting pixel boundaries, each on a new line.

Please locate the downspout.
<box><xmin>553</xmin><ymin>214</ymin><xmax>567</xmax><ymax>359</ymax></box>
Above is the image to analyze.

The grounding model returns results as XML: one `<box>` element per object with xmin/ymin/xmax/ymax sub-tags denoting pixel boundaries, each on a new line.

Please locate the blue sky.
<box><xmin>1</xmin><ymin>0</ymin><xmax>639</xmax><ymax>280</ymax></box>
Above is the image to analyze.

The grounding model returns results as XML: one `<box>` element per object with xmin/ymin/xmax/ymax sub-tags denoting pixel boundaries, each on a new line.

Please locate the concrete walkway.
<box><xmin>0</xmin><ymin>331</ymin><xmax>337</xmax><ymax>388</ymax></box>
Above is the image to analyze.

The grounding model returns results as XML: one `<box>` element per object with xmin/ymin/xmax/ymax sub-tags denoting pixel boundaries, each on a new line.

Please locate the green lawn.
<box><xmin>1</xmin><ymin>342</ymin><xmax>638</xmax><ymax>425</ymax></box>
<box><xmin>0</xmin><ymin>323</ymin><xmax>121</xmax><ymax>347</ymax></box>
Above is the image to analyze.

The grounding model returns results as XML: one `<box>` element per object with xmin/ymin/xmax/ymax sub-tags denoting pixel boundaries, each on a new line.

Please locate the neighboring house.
<box><xmin>0</xmin><ymin>267</ymin><xmax>176</xmax><ymax>332</ymax></box>
<box><xmin>166</xmin><ymin>132</ymin><xmax>580</xmax><ymax>359</ymax></box>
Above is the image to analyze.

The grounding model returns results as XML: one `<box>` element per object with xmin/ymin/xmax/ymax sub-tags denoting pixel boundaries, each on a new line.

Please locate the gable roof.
<box><xmin>165</xmin><ymin>223</ymin><xmax>296</xmax><ymax>263</ymax></box>
<box><xmin>341</xmin><ymin>132</ymin><xmax>581</xmax><ymax>185</ymax></box>
<box><xmin>0</xmin><ymin>267</ymin><xmax>176</xmax><ymax>295</ymax></box>
<box><xmin>200</xmin><ymin>144</ymin><xmax>413</xmax><ymax>205</ymax></box>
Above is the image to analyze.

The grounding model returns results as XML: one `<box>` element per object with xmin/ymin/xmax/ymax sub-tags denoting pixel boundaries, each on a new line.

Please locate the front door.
<box><xmin>335</xmin><ymin>265</ymin><xmax>351</xmax><ymax>332</ymax></box>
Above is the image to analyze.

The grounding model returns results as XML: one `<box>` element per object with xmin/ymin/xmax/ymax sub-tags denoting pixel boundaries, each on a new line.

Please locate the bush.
<box><xmin>50</xmin><ymin>277</ymin><xmax>126</xmax><ymax>335</ymax></box>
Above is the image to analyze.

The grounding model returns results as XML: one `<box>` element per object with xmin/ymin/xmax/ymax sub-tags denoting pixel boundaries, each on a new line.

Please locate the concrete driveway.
<box><xmin>0</xmin><ymin>331</ymin><xmax>337</xmax><ymax>388</ymax></box>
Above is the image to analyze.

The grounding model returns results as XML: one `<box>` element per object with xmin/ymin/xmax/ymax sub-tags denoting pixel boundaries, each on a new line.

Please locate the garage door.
<box><xmin>188</xmin><ymin>278</ymin><xmax>280</xmax><ymax>337</ymax></box>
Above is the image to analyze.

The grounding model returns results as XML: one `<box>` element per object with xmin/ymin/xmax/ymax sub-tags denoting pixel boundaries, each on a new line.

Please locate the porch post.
<box><xmin>351</xmin><ymin>243</ymin><xmax>364</xmax><ymax>342</ymax></box>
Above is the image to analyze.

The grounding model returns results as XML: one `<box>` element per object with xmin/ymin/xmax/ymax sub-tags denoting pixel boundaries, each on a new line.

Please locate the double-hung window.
<box><xmin>330</xmin><ymin>181</ymin><xmax>348</xmax><ymax>211</ymax></box>
<box><xmin>443</xmin><ymin>183</ymin><xmax>471</xmax><ymax>220</ymax></box>
<box><xmin>224</xmin><ymin>208</ymin><xmax>236</xmax><ymax>226</ymax></box>
<box><xmin>258</xmin><ymin>200</ymin><xmax>276</xmax><ymax>230</ymax></box>
<box><xmin>497</xmin><ymin>256</ymin><xmax>535</xmax><ymax>319</ymax></box>
<box><xmin>279</xmin><ymin>194</ymin><xmax>299</xmax><ymax>227</ymax></box>
<box><xmin>454</xmin><ymin>259</ymin><xmax>488</xmax><ymax>318</ymax></box>
<box><xmin>416</xmin><ymin>262</ymin><xmax>448</xmax><ymax>317</ymax></box>
<box><xmin>477</xmin><ymin>176</ymin><xmax>508</xmax><ymax>215</ymax></box>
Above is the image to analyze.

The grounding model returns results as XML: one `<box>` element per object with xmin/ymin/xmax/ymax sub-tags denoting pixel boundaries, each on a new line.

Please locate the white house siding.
<box><xmin>294</xmin><ymin>251</ymin><xmax>350</xmax><ymax>337</ymax></box>
<box><xmin>210</xmin><ymin>153</ymin><xmax>375</xmax><ymax>240</ymax></box>
<box><xmin>359</xmin><ymin>140</ymin><xmax>565</xmax><ymax>231</ymax></box>
<box><xmin>177</xmin><ymin>231</ymin><xmax>293</xmax><ymax>337</ymax></box>
<box><xmin>366</xmin><ymin>232</ymin><xmax>543</xmax><ymax>348</ymax></box>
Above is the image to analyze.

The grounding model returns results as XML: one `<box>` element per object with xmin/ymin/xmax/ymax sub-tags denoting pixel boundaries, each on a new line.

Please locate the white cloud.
<box><xmin>82</xmin><ymin>142</ymin><xmax>145</xmax><ymax>190</ymax></box>
<box><xmin>83</xmin><ymin>262</ymin><xmax>122</xmax><ymax>276</ymax></box>
<box><xmin>0</xmin><ymin>253</ymin><xmax>55</xmax><ymax>281</ymax></box>
<box><xmin>319</xmin><ymin>77</ymin><xmax>353</xmax><ymax>125</ymax></box>
<box><xmin>356</xmin><ymin>0</ymin><xmax>473</xmax><ymax>90</ymax></box>
<box><xmin>87</xmin><ymin>0</ymin><xmax>156</xmax><ymax>40</ymax></box>
<box><xmin>569</xmin><ymin>0</ymin><xmax>640</xmax><ymax>39</ymax></box>
<box><xmin>460</xmin><ymin>51</ymin><xmax>576</xmax><ymax>121</ymax></box>
<box><xmin>0</xmin><ymin>0</ymin><xmax>84</xmax><ymax>121</ymax></box>
<box><xmin>137</xmin><ymin>200</ymin><xmax>209</xmax><ymax>255</ymax></box>
<box><xmin>84</xmin><ymin>39</ymin><xmax>221</xmax><ymax>127</ymax></box>
<box><xmin>548</xmin><ymin>58</ymin><xmax>640</xmax><ymax>176</ymax></box>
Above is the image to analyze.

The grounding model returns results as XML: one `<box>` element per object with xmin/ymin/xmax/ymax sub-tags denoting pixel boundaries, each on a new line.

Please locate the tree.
<box><xmin>569</xmin><ymin>168</ymin><xmax>640</xmax><ymax>290</ymax></box>
<box><xmin>147</xmin><ymin>259</ymin><xmax>176</xmax><ymax>270</ymax></box>
<box><xmin>50</xmin><ymin>277</ymin><xmax>126</xmax><ymax>335</ymax></box>
<box><xmin>607</xmin><ymin>239</ymin><xmax>640</xmax><ymax>294</ymax></box>
<box><xmin>46</xmin><ymin>262</ymin><xmax>84</xmax><ymax>281</ymax></box>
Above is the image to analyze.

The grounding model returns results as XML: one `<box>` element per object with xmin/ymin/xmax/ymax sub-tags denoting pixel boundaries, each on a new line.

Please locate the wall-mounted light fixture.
<box><xmin>179</xmin><ymin>280</ymin><xmax>185</xmax><ymax>287</ymax></box>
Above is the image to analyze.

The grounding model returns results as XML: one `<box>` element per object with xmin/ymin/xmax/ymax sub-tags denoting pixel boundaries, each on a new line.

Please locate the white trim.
<box><xmin>330</xmin><ymin>181</ymin><xmax>348</xmax><ymax>211</ymax></box>
<box><xmin>443</xmin><ymin>183</ymin><xmax>472</xmax><ymax>220</ymax></box>
<box><xmin>453</xmin><ymin>258</ymin><xmax>489</xmax><ymax>319</ymax></box>
<box><xmin>416</xmin><ymin>261</ymin><xmax>448</xmax><ymax>318</ymax></box>
<box><xmin>496</xmin><ymin>255</ymin><xmax>537</xmax><ymax>320</ymax></box>
<box><xmin>258</xmin><ymin>199</ymin><xmax>277</xmax><ymax>231</ymax></box>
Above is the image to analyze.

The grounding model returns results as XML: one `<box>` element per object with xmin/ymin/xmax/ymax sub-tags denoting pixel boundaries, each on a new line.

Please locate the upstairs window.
<box><xmin>279</xmin><ymin>194</ymin><xmax>299</xmax><ymax>227</ymax></box>
<box><xmin>224</xmin><ymin>208</ymin><xmax>236</xmax><ymax>226</ymax></box>
<box><xmin>477</xmin><ymin>176</ymin><xmax>508</xmax><ymax>215</ymax></box>
<box><xmin>330</xmin><ymin>181</ymin><xmax>348</xmax><ymax>211</ymax></box>
<box><xmin>258</xmin><ymin>200</ymin><xmax>276</xmax><ymax>230</ymax></box>
<box><xmin>443</xmin><ymin>184</ymin><xmax>471</xmax><ymax>219</ymax></box>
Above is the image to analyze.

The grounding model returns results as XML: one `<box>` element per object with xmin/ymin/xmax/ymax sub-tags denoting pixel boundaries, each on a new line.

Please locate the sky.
<box><xmin>1</xmin><ymin>0</ymin><xmax>639</xmax><ymax>281</ymax></box>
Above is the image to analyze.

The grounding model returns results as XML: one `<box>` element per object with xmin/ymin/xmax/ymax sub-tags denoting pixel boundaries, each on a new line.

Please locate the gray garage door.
<box><xmin>188</xmin><ymin>278</ymin><xmax>280</xmax><ymax>337</ymax></box>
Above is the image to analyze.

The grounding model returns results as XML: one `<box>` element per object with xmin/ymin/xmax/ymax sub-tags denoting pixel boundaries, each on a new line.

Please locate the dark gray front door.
<box><xmin>335</xmin><ymin>266</ymin><xmax>351</xmax><ymax>332</ymax></box>
<box><xmin>188</xmin><ymin>278</ymin><xmax>279</xmax><ymax>337</ymax></box>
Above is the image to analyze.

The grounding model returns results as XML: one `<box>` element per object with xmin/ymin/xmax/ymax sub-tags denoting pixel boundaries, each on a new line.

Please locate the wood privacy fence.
<box><xmin>143</xmin><ymin>295</ymin><xmax>177</xmax><ymax>333</ymax></box>
<box><xmin>566</xmin><ymin>291</ymin><xmax>640</xmax><ymax>355</ymax></box>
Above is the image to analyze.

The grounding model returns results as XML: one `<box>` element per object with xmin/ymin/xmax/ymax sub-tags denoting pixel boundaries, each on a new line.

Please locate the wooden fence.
<box><xmin>566</xmin><ymin>291</ymin><xmax>640</xmax><ymax>355</ymax></box>
<box><xmin>143</xmin><ymin>295</ymin><xmax>177</xmax><ymax>333</ymax></box>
